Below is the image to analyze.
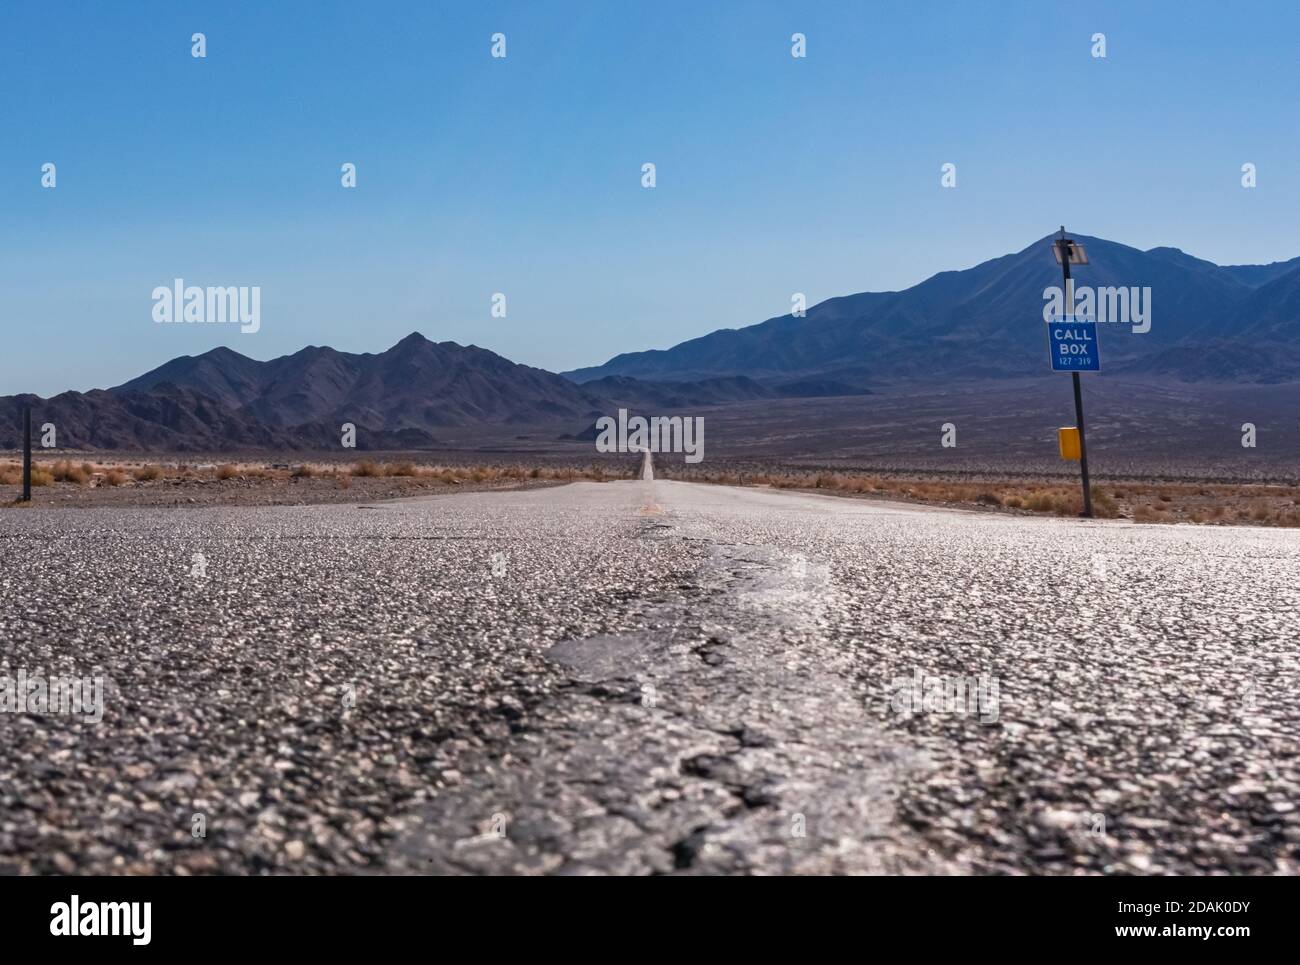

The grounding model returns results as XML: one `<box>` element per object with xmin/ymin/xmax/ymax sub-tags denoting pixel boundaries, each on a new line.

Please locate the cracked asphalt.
<box><xmin>1</xmin><ymin>473</ymin><xmax>1298</xmax><ymax>875</ymax></box>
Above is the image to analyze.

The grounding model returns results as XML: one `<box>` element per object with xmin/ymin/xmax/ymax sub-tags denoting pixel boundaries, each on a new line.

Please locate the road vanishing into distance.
<box><xmin>2</xmin><ymin>472</ymin><xmax>1298</xmax><ymax>875</ymax></box>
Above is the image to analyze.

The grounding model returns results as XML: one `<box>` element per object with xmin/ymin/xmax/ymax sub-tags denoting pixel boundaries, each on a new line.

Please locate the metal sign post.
<box><xmin>1052</xmin><ymin>227</ymin><xmax>1093</xmax><ymax>518</ymax></box>
<box><xmin>21</xmin><ymin>405</ymin><xmax>32</xmax><ymax>502</ymax></box>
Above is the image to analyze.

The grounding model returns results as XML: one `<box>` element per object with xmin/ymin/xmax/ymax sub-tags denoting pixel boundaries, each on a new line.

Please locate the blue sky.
<box><xmin>3</xmin><ymin>1</ymin><xmax>1298</xmax><ymax>395</ymax></box>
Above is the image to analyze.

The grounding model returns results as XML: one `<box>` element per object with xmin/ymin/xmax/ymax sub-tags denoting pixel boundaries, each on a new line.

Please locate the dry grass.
<box><xmin>0</xmin><ymin>461</ymin><xmax>53</xmax><ymax>486</ymax></box>
<box><xmin>1</xmin><ymin>457</ymin><xmax>623</xmax><ymax>491</ymax></box>
<box><xmin>5</xmin><ymin>451</ymin><xmax>1295</xmax><ymax>528</ymax></box>
<box><xmin>1</xmin><ymin>453</ymin><xmax>1293</xmax><ymax>527</ymax></box>
<box><xmin>664</xmin><ymin>465</ymin><xmax>1298</xmax><ymax>527</ymax></box>
<box><xmin>342</xmin><ymin>461</ymin><xmax>603</xmax><ymax>485</ymax></box>
<box><xmin>1091</xmin><ymin>486</ymin><xmax>1120</xmax><ymax>518</ymax></box>
<box><xmin>52</xmin><ymin>460</ymin><xmax>93</xmax><ymax>484</ymax></box>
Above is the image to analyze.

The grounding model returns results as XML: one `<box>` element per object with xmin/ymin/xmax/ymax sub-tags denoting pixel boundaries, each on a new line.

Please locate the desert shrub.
<box><xmin>133</xmin><ymin>464</ymin><xmax>164</xmax><ymax>481</ymax></box>
<box><xmin>29</xmin><ymin>469</ymin><xmax>53</xmax><ymax>487</ymax></box>
<box><xmin>292</xmin><ymin>464</ymin><xmax>317</xmax><ymax>478</ymax></box>
<box><xmin>384</xmin><ymin>461</ymin><xmax>417</xmax><ymax>477</ymax></box>
<box><xmin>351</xmin><ymin>461</ymin><xmax>381</xmax><ymax>477</ymax></box>
<box><xmin>216</xmin><ymin>464</ymin><xmax>238</xmax><ymax>480</ymax></box>
<box><xmin>1090</xmin><ymin>486</ymin><xmax>1119</xmax><ymax>518</ymax></box>
<box><xmin>1025</xmin><ymin>492</ymin><xmax>1058</xmax><ymax>513</ymax></box>
<box><xmin>975</xmin><ymin>492</ymin><xmax>1002</xmax><ymax>507</ymax></box>
<box><xmin>52</xmin><ymin>460</ymin><xmax>91</xmax><ymax>484</ymax></box>
<box><xmin>104</xmin><ymin>469</ymin><xmax>128</xmax><ymax>486</ymax></box>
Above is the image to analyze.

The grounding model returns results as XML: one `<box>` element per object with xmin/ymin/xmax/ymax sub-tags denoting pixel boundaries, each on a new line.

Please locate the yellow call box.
<box><xmin>1058</xmin><ymin>427</ymin><xmax>1081</xmax><ymax>461</ymax></box>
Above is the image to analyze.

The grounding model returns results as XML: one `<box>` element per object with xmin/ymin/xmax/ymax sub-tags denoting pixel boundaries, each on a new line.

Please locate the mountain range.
<box><xmin>0</xmin><ymin>335</ymin><xmax>779</xmax><ymax>451</ymax></box>
<box><xmin>565</xmin><ymin>233</ymin><xmax>1300</xmax><ymax>386</ymax></box>
<box><xmin>4</xmin><ymin>232</ymin><xmax>1297</xmax><ymax>451</ymax></box>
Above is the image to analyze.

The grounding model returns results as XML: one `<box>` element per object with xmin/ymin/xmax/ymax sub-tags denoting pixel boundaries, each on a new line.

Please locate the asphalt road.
<box><xmin>1</xmin><ymin>476</ymin><xmax>1297</xmax><ymax>875</ymax></box>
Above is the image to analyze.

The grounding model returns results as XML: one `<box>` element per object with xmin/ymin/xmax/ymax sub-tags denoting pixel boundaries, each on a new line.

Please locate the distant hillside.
<box><xmin>564</xmin><ymin>233</ymin><xmax>1300</xmax><ymax>386</ymax></box>
<box><xmin>2</xmin><ymin>334</ymin><xmax>786</xmax><ymax>451</ymax></box>
<box><xmin>0</xmin><ymin>385</ymin><xmax>438</xmax><ymax>452</ymax></box>
<box><xmin>115</xmin><ymin>333</ymin><xmax>611</xmax><ymax>429</ymax></box>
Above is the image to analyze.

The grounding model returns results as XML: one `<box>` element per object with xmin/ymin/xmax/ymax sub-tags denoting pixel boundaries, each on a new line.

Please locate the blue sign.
<box><xmin>1047</xmin><ymin>316</ymin><xmax>1100</xmax><ymax>372</ymax></box>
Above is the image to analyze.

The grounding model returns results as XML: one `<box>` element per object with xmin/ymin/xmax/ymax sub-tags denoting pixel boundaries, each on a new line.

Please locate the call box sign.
<box><xmin>1047</xmin><ymin>316</ymin><xmax>1100</xmax><ymax>372</ymax></box>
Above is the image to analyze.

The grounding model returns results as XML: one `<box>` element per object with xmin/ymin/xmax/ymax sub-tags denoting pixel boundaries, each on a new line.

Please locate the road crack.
<box><xmin>380</xmin><ymin>502</ymin><xmax>939</xmax><ymax>874</ymax></box>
